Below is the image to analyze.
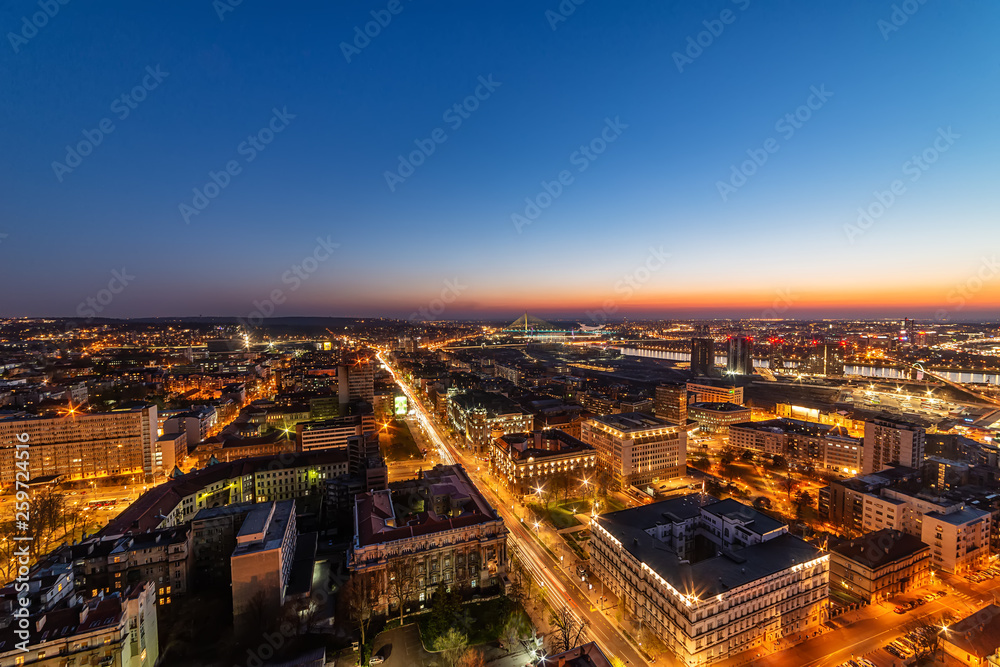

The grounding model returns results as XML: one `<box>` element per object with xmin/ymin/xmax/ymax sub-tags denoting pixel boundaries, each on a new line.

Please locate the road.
<box><xmin>378</xmin><ymin>351</ymin><xmax>655</xmax><ymax>665</ymax></box>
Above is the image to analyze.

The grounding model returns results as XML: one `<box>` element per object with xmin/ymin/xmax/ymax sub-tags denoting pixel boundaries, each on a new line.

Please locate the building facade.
<box><xmin>589</xmin><ymin>495</ymin><xmax>828</xmax><ymax>666</ymax></box>
<box><xmin>349</xmin><ymin>465</ymin><xmax>507</xmax><ymax>615</ymax></box>
<box><xmin>829</xmin><ymin>529</ymin><xmax>930</xmax><ymax>602</ymax></box>
<box><xmin>654</xmin><ymin>382</ymin><xmax>687</xmax><ymax>425</ymax></box>
<box><xmin>488</xmin><ymin>429</ymin><xmax>596</xmax><ymax>496</ymax></box>
<box><xmin>581</xmin><ymin>412</ymin><xmax>686</xmax><ymax>490</ymax></box>
<box><xmin>687</xmin><ymin>402</ymin><xmax>751</xmax><ymax>436</ymax></box>
<box><xmin>0</xmin><ymin>405</ymin><xmax>159</xmax><ymax>486</ymax></box>
<box><xmin>447</xmin><ymin>390</ymin><xmax>533</xmax><ymax>454</ymax></box>
<box><xmin>862</xmin><ymin>416</ymin><xmax>926</xmax><ymax>474</ymax></box>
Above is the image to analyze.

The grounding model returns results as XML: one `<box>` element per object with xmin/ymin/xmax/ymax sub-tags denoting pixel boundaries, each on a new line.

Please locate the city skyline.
<box><xmin>3</xmin><ymin>2</ymin><xmax>998</xmax><ymax>320</ymax></box>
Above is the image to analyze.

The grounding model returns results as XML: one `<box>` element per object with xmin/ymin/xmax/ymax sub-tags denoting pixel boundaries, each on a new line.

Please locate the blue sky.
<box><xmin>1</xmin><ymin>1</ymin><xmax>998</xmax><ymax>320</ymax></box>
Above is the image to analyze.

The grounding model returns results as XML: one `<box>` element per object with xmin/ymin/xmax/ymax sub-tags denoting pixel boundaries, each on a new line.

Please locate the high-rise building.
<box><xmin>726</xmin><ymin>335</ymin><xmax>753</xmax><ymax>375</ymax></box>
<box><xmin>0</xmin><ymin>405</ymin><xmax>159</xmax><ymax>486</ymax></box>
<box><xmin>862</xmin><ymin>416</ymin><xmax>926</xmax><ymax>474</ymax></box>
<box><xmin>654</xmin><ymin>382</ymin><xmax>687</xmax><ymax>425</ymax></box>
<box><xmin>296</xmin><ymin>411</ymin><xmax>376</xmax><ymax>452</ymax></box>
<box><xmin>690</xmin><ymin>337</ymin><xmax>714</xmax><ymax>376</ymax></box>
<box><xmin>581</xmin><ymin>412</ymin><xmax>686</xmax><ymax>490</ymax></box>
<box><xmin>339</xmin><ymin>359</ymin><xmax>374</xmax><ymax>405</ymax></box>
<box><xmin>231</xmin><ymin>500</ymin><xmax>299</xmax><ymax>634</ymax></box>
<box><xmin>806</xmin><ymin>342</ymin><xmax>844</xmax><ymax>376</ymax></box>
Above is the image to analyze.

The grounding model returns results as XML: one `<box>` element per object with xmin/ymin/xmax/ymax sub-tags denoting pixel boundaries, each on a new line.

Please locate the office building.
<box><xmin>806</xmin><ymin>343</ymin><xmax>845</xmax><ymax>376</ymax></box>
<box><xmin>654</xmin><ymin>382</ymin><xmax>687</xmax><ymax>425</ymax></box>
<box><xmin>687</xmin><ymin>381</ymin><xmax>744</xmax><ymax>406</ymax></box>
<box><xmin>690</xmin><ymin>337</ymin><xmax>714</xmax><ymax>376</ymax></box>
<box><xmin>231</xmin><ymin>500</ymin><xmax>299</xmax><ymax>633</ymax></box>
<box><xmin>489</xmin><ymin>429</ymin><xmax>596</xmax><ymax>496</ymax></box>
<box><xmin>350</xmin><ymin>465</ymin><xmax>508</xmax><ymax>615</ymax></box>
<box><xmin>448</xmin><ymin>390</ymin><xmax>533</xmax><ymax>454</ymax></box>
<box><xmin>0</xmin><ymin>405</ymin><xmax>159</xmax><ymax>486</ymax></box>
<box><xmin>687</xmin><ymin>402</ymin><xmax>751</xmax><ymax>435</ymax></box>
<box><xmin>339</xmin><ymin>359</ymin><xmax>374</xmax><ymax>405</ymax></box>
<box><xmin>726</xmin><ymin>335</ymin><xmax>754</xmax><ymax>375</ymax></box>
<box><xmin>862</xmin><ymin>416</ymin><xmax>926</xmax><ymax>474</ymax></box>
<box><xmin>581</xmin><ymin>413</ymin><xmax>686</xmax><ymax>490</ymax></box>
<box><xmin>589</xmin><ymin>495</ymin><xmax>828</xmax><ymax>665</ymax></box>
<box><xmin>296</xmin><ymin>412</ymin><xmax>376</xmax><ymax>452</ymax></box>
<box><xmin>829</xmin><ymin>529</ymin><xmax>930</xmax><ymax>602</ymax></box>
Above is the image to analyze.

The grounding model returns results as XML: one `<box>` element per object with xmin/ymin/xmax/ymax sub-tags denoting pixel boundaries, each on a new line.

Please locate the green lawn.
<box><xmin>381</xmin><ymin>420</ymin><xmax>422</xmax><ymax>461</ymax></box>
<box><xmin>526</xmin><ymin>502</ymin><xmax>581</xmax><ymax>530</ymax></box>
<box><xmin>418</xmin><ymin>596</ymin><xmax>526</xmax><ymax>646</ymax></box>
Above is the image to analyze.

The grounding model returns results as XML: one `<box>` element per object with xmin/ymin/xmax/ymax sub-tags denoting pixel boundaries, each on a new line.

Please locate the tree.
<box><xmin>457</xmin><ymin>647</ymin><xmax>487</xmax><ymax>667</ymax></box>
<box><xmin>740</xmin><ymin>449</ymin><xmax>756</xmax><ymax>463</ymax></box>
<box><xmin>769</xmin><ymin>454</ymin><xmax>788</xmax><ymax>470</ymax></box>
<box><xmin>432</xmin><ymin>627</ymin><xmax>468</xmax><ymax>667</ymax></box>
<box><xmin>549</xmin><ymin>607</ymin><xmax>588</xmax><ymax>654</ymax></box>
<box><xmin>506</xmin><ymin>550</ymin><xmax>530</xmax><ymax>609</ymax></box>
<box><xmin>795</xmin><ymin>491</ymin><xmax>815</xmax><ymax>520</ymax></box>
<box><xmin>690</xmin><ymin>454</ymin><xmax>711</xmax><ymax>471</ymax></box>
<box><xmin>720</xmin><ymin>447</ymin><xmax>738</xmax><ymax>465</ymax></box>
<box><xmin>427</xmin><ymin>588</ymin><xmax>462</xmax><ymax>640</ymax></box>
<box><xmin>386</xmin><ymin>558</ymin><xmax>416</xmax><ymax>625</ymax></box>
<box><xmin>501</xmin><ymin>610</ymin><xmax>530</xmax><ymax>655</ymax></box>
<box><xmin>340</xmin><ymin>572</ymin><xmax>379</xmax><ymax>648</ymax></box>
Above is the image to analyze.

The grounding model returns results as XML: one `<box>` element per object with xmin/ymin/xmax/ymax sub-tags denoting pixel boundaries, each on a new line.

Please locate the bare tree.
<box><xmin>386</xmin><ymin>558</ymin><xmax>416</xmax><ymax>625</ymax></box>
<box><xmin>457</xmin><ymin>647</ymin><xmax>487</xmax><ymax>667</ymax></box>
<box><xmin>340</xmin><ymin>572</ymin><xmax>380</xmax><ymax>647</ymax></box>
<box><xmin>549</xmin><ymin>607</ymin><xmax>588</xmax><ymax>654</ymax></box>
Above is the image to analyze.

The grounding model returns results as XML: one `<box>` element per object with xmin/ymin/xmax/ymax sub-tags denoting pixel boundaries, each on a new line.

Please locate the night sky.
<box><xmin>2</xmin><ymin>1</ymin><xmax>998</xmax><ymax>321</ymax></box>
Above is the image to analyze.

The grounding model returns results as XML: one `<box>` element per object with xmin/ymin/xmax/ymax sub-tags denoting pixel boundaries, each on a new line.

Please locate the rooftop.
<box><xmin>588</xmin><ymin>411</ymin><xmax>675</xmax><ymax>433</ymax></box>
<box><xmin>831</xmin><ymin>529</ymin><xmax>929</xmax><ymax>568</ymax></box>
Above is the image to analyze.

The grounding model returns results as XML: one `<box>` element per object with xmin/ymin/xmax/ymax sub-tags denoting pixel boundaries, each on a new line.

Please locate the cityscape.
<box><xmin>2</xmin><ymin>3</ymin><xmax>999</xmax><ymax>667</ymax></box>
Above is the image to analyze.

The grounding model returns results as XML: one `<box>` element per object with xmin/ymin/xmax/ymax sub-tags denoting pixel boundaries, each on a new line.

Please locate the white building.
<box><xmin>590</xmin><ymin>494</ymin><xmax>828</xmax><ymax>666</ymax></box>
<box><xmin>581</xmin><ymin>412</ymin><xmax>686</xmax><ymax>490</ymax></box>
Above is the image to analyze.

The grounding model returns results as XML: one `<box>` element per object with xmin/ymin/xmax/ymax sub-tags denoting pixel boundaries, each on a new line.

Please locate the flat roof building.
<box><xmin>581</xmin><ymin>412</ymin><xmax>686</xmax><ymax>491</ymax></box>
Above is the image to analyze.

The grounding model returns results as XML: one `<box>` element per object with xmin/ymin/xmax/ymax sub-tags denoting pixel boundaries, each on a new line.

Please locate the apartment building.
<box><xmin>589</xmin><ymin>494</ymin><xmax>828</xmax><ymax>666</ymax></box>
<box><xmin>231</xmin><ymin>500</ymin><xmax>299</xmax><ymax>633</ymax></box>
<box><xmin>922</xmin><ymin>506</ymin><xmax>991</xmax><ymax>575</ymax></box>
<box><xmin>0</xmin><ymin>583</ymin><xmax>158</xmax><ymax>667</ymax></box>
<box><xmin>688</xmin><ymin>402</ymin><xmax>750</xmax><ymax>435</ymax></box>
<box><xmin>654</xmin><ymin>382</ymin><xmax>688</xmax><ymax>425</ymax></box>
<box><xmin>829</xmin><ymin>529</ymin><xmax>930</xmax><ymax>602</ymax></box>
<box><xmin>581</xmin><ymin>412</ymin><xmax>686</xmax><ymax>490</ymax></box>
<box><xmin>730</xmin><ymin>418</ymin><xmax>862</xmax><ymax>475</ymax></box>
<box><xmin>0</xmin><ymin>405</ymin><xmax>159</xmax><ymax>486</ymax></box>
<box><xmin>862</xmin><ymin>416</ymin><xmax>926</xmax><ymax>474</ymax></box>
<box><xmin>687</xmin><ymin>381</ymin><xmax>744</xmax><ymax>406</ymax></box>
